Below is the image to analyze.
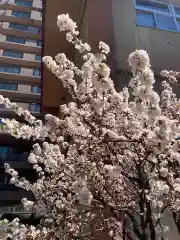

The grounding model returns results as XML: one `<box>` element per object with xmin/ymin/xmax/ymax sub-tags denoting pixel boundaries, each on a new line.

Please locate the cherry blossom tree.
<box><xmin>0</xmin><ymin>14</ymin><xmax>179</xmax><ymax>240</ymax></box>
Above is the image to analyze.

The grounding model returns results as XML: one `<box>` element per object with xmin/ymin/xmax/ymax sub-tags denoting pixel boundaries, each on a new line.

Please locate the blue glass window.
<box><xmin>37</xmin><ymin>40</ymin><xmax>42</xmax><ymax>47</ymax></box>
<box><xmin>136</xmin><ymin>0</ymin><xmax>169</xmax><ymax>13</ymax></box>
<box><xmin>31</xmin><ymin>85</ymin><xmax>41</xmax><ymax>93</ymax></box>
<box><xmin>11</xmin><ymin>11</ymin><xmax>30</xmax><ymax>19</ymax></box>
<box><xmin>156</xmin><ymin>15</ymin><xmax>176</xmax><ymax>31</ymax></box>
<box><xmin>33</xmin><ymin>68</ymin><xmax>41</xmax><ymax>76</ymax></box>
<box><xmin>0</xmin><ymin>66</ymin><xmax>21</xmax><ymax>74</ymax></box>
<box><xmin>29</xmin><ymin>103</ymin><xmax>40</xmax><ymax>112</ymax></box>
<box><xmin>136</xmin><ymin>11</ymin><xmax>156</xmax><ymax>28</ymax></box>
<box><xmin>135</xmin><ymin>0</ymin><xmax>180</xmax><ymax>33</ymax></box>
<box><xmin>35</xmin><ymin>54</ymin><xmax>41</xmax><ymax>61</ymax></box>
<box><xmin>3</xmin><ymin>50</ymin><xmax>23</xmax><ymax>59</ymax></box>
<box><xmin>6</xmin><ymin>36</ymin><xmax>26</xmax><ymax>44</ymax></box>
<box><xmin>15</xmin><ymin>0</ymin><xmax>32</xmax><ymax>7</ymax></box>
<box><xmin>0</xmin><ymin>83</ymin><xmax>17</xmax><ymax>91</ymax></box>
<box><xmin>9</xmin><ymin>23</ymin><xmax>28</xmax><ymax>31</ymax></box>
<box><xmin>174</xmin><ymin>6</ymin><xmax>180</xmax><ymax>16</ymax></box>
<box><xmin>177</xmin><ymin>19</ymin><xmax>180</xmax><ymax>32</ymax></box>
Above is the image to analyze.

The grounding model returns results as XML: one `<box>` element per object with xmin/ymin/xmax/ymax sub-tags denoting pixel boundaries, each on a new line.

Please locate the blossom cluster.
<box><xmin>0</xmin><ymin>13</ymin><xmax>179</xmax><ymax>240</ymax></box>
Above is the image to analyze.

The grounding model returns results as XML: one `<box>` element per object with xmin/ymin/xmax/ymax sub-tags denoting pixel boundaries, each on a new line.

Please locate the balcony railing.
<box><xmin>0</xmin><ymin>13</ymin><xmax>42</xmax><ymax>28</ymax></box>
<box><xmin>0</xmin><ymin>41</ymin><xmax>42</xmax><ymax>54</ymax></box>
<box><xmin>0</xmin><ymin>204</ymin><xmax>36</xmax><ymax>214</ymax></box>
<box><xmin>0</xmin><ymin>25</ymin><xmax>41</xmax><ymax>40</ymax></box>
<box><xmin>0</xmin><ymin>2</ymin><xmax>42</xmax><ymax>13</ymax></box>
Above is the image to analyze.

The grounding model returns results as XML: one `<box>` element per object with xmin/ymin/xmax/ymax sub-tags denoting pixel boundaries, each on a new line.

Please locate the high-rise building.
<box><xmin>0</xmin><ymin>0</ymin><xmax>42</xmax><ymax>115</ymax></box>
<box><xmin>0</xmin><ymin>0</ymin><xmax>42</xmax><ymax>219</ymax></box>
<box><xmin>42</xmin><ymin>0</ymin><xmax>180</xmax><ymax>116</ymax></box>
<box><xmin>42</xmin><ymin>2</ymin><xmax>180</xmax><ymax>238</ymax></box>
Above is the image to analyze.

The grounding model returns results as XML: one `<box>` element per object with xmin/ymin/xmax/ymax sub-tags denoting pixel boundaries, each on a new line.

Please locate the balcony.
<box><xmin>0</xmin><ymin>72</ymin><xmax>40</xmax><ymax>85</ymax></box>
<box><xmin>0</xmin><ymin>26</ymin><xmax>41</xmax><ymax>40</ymax></box>
<box><xmin>0</xmin><ymin>56</ymin><xmax>41</xmax><ymax>69</ymax></box>
<box><xmin>0</xmin><ymin>3</ymin><xmax>42</xmax><ymax>13</ymax></box>
<box><xmin>0</xmin><ymin>108</ymin><xmax>42</xmax><ymax>120</ymax></box>
<box><xmin>0</xmin><ymin>14</ymin><xmax>42</xmax><ymax>28</ymax></box>
<box><xmin>0</xmin><ymin>204</ymin><xmax>36</xmax><ymax>214</ymax></box>
<box><xmin>0</xmin><ymin>90</ymin><xmax>40</xmax><ymax>103</ymax></box>
<box><xmin>0</xmin><ymin>41</ymin><xmax>41</xmax><ymax>54</ymax></box>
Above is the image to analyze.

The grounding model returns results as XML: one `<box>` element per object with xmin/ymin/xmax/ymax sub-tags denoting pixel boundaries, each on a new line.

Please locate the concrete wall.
<box><xmin>42</xmin><ymin>0</ymin><xmax>116</xmax><ymax>114</ymax></box>
<box><xmin>112</xmin><ymin>0</ymin><xmax>180</xmax><ymax>73</ymax></box>
<box><xmin>42</xmin><ymin>0</ymin><xmax>180</xmax><ymax>113</ymax></box>
<box><xmin>42</xmin><ymin>0</ymin><xmax>85</xmax><ymax>115</ymax></box>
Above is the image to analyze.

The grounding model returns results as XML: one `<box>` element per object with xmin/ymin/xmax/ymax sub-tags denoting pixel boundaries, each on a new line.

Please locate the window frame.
<box><xmin>15</xmin><ymin>0</ymin><xmax>33</xmax><ymax>7</ymax></box>
<box><xmin>35</xmin><ymin>54</ymin><xmax>41</xmax><ymax>61</ymax></box>
<box><xmin>0</xmin><ymin>66</ymin><xmax>21</xmax><ymax>74</ymax></box>
<box><xmin>9</xmin><ymin>23</ymin><xmax>28</xmax><ymax>31</ymax></box>
<box><xmin>31</xmin><ymin>85</ymin><xmax>41</xmax><ymax>93</ymax></box>
<box><xmin>135</xmin><ymin>0</ymin><xmax>171</xmax><ymax>15</ymax></box>
<box><xmin>11</xmin><ymin>10</ymin><xmax>30</xmax><ymax>19</ymax></box>
<box><xmin>134</xmin><ymin>0</ymin><xmax>180</xmax><ymax>33</ymax></box>
<box><xmin>3</xmin><ymin>50</ymin><xmax>23</xmax><ymax>59</ymax></box>
<box><xmin>173</xmin><ymin>4</ymin><xmax>180</xmax><ymax>17</ymax></box>
<box><xmin>136</xmin><ymin>10</ymin><xmax>157</xmax><ymax>28</ymax></box>
<box><xmin>37</xmin><ymin>40</ymin><xmax>42</xmax><ymax>47</ymax></box>
<box><xmin>33</xmin><ymin>68</ymin><xmax>41</xmax><ymax>77</ymax></box>
<box><xmin>6</xmin><ymin>36</ymin><xmax>26</xmax><ymax>44</ymax></box>
<box><xmin>28</xmin><ymin>103</ymin><xmax>40</xmax><ymax>112</ymax></box>
<box><xmin>0</xmin><ymin>83</ymin><xmax>18</xmax><ymax>91</ymax></box>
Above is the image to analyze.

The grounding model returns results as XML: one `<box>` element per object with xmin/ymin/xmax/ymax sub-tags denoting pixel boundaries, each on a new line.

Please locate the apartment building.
<box><xmin>42</xmin><ymin>2</ymin><xmax>180</xmax><ymax>237</ymax></box>
<box><xmin>0</xmin><ymin>0</ymin><xmax>42</xmax><ymax>114</ymax></box>
<box><xmin>42</xmin><ymin>0</ymin><xmax>180</xmax><ymax>116</ymax></box>
<box><xmin>0</xmin><ymin>0</ymin><xmax>42</xmax><ymax>219</ymax></box>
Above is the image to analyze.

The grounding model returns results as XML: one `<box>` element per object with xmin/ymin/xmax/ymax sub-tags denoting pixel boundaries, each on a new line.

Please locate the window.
<box><xmin>135</xmin><ymin>0</ymin><xmax>180</xmax><ymax>33</ymax></box>
<box><xmin>15</xmin><ymin>0</ymin><xmax>32</xmax><ymax>7</ymax></box>
<box><xmin>136</xmin><ymin>11</ymin><xmax>156</xmax><ymax>28</ymax></box>
<box><xmin>29</xmin><ymin>103</ymin><xmax>40</xmax><ymax>112</ymax></box>
<box><xmin>11</xmin><ymin>11</ymin><xmax>30</xmax><ymax>19</ymax></box>
<box><xmin>136</xmin><ymin>0</ymin><xmax>169</xmax><ymax>13</ymax></box>
<box><xmin>0</xmin><ymin>66</ymin><xmax>21</xmax><ymax>74</ymax></box>
<box><xmin>31</xmin><ymin>86</ymin><xmax>41</xmax><ymax>93</ymax></box>
<box><xmin>33</xmin><ymin>68</ymin><xmax>41</xmax><ymax>76</ymax></box>
<box><xmin>37</xmin><ymin>40</ymin><xmax>42</xmax><ymax>47</ymax></box>
<box><xmin>3</xmin><ymin>50</ymin><xmax>23</xmax><ymax>59</ymax></box>
<box><xmin>0</xmin><ymin>146</ymin><xmax>29</xmax><ymax>163</ymax></box>
<box><xmin>174</xmin><ymin>6</ymin><xmax>180</xmax><ymax>16</ymax></box>
<box><xmin>177</xmin><ymin>19</ymin><xmax>180</xmax><ymax>31</ymax></box>
<box><xmin>0</xmin><ymin>83</ymin><xmax>17</xmax><ymax>91</ymax></box>
<box><xmin>28</xmin><ymin>26</ymin><xmax>41</xmax><ymax>34</ymax></box>
<box><xmin>6</xmin><ymin>36</ymin><xmax>25</xmax><ymax>44</ymax></box>
<box><xmin>156</xmin><ymin>15</ymin><xmax>176</xmax><ymax>31</ymax></box>
<box><xmin>9</xmin><ymin>23</ymin><xmax>28</xmax><ymax>31</ymax></box>
<box><xmin>35</xmin><ymin>54</ymin><xmax>41</xmax><ymax>61</ymax></box>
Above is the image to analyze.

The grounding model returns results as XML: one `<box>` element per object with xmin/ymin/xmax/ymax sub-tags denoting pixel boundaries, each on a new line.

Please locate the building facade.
<box><xmin>42</xmin><ymin>0</ymin><xmax>180</xmax><ymax>116</ymax></box>
<box><xmin>0</xmin><ymin>0</ymin><xmax>42</xmax><ymax>218</ymax></box>
<box><xmin>0</xmin><ymin>0</ymin><xmax>179</xmax><ymax>233</ymax></box>
<box><xmin>42</xmin><ymin>2</ymin><xmax>180</xmax><ymax>237</ymax></box>
<box><xmin>0</xmin><ymin>0</ymin><xmax>42</xmax><ymax>114</ymax></box>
